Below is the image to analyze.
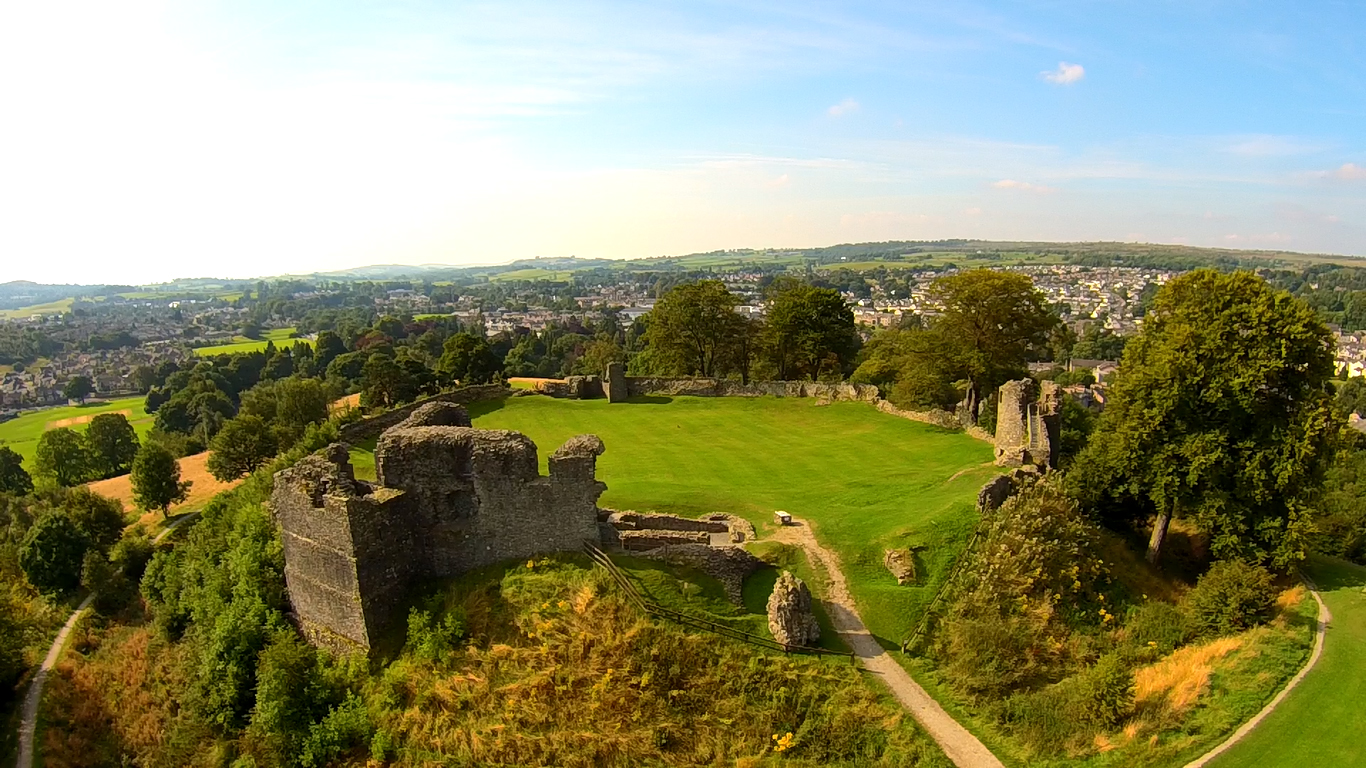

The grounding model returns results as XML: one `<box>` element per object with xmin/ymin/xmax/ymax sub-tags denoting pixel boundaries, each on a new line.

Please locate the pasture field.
<box><xmin>487</xmin><ymin>268</ymin><xmax>575</xmax><ymax>282</ymax></box>
<box><xmin>0</xmin><ymin>299</ymin><xmax>74</xmax><ymax>319</ymax></box>
<box><xmin>349</xmin><ymin>394</ymin><xmax>1000</xmax><ymax>646</ymax></box>
<box><xmin>193</xmin><ymin>327</ymin><xmax>311</xmax><ymax>356</ymax></box>
<box><xmin>0</xmin><ymin>396</ymin><xmax>151</xmax><ymax>469</ymax></box>
<box><xmin>87</xmin><ymin>451</ymin><xmax>242</xmax><ymax>523</ymax></box>
<box><xmin>1208</xmin><ymin>556</ymin><xmax>1366</xmax><ymax>768</ymax></box>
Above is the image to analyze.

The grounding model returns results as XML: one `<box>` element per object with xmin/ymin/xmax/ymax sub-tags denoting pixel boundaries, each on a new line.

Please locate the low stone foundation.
<box><xmin>638</xmin><ymin>543</ymin><xmax>766</xmax><ymax>604</ymax></box>
<box><xmin>618</xmin><ymin>529</ymin><xmax>710</xmax><ymax>550</ymax></box>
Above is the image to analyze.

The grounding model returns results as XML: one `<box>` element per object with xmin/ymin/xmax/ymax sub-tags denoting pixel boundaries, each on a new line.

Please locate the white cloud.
<box><xmin>828</xmin><ymin>97</ymin><xmax>860</xmax><ymax>116</ymax></box>
<box><xmin>767</xmin><ymin>173</ymin><xmax>791</xmax><ymax>187</ymax></box>
<box><xmin>1042</xmin><ymin>62</ymin><xmax>1085</xmax><ymax>85</ymax></box>
<box><xmin>1224</xmin><ymin>135</ymin><xmax>1322</xmax><ymax>157</ymax></box>
<box><xmin>1335</xmin><ymin>163</ymin><xmax>1366</xmax><ymax>180</ymax></box>
<box><xmin>963</xmin><ymin>207</ymin><xmax>983</xmax><ymax>216</ymax></box>
<box><xmin>992</xmin><ymin>179</ymin><xmax>1056</xmax><ymax>194</ymax></box>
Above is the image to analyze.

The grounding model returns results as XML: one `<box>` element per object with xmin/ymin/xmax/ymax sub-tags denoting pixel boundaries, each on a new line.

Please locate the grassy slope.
<box><xmin>1207</xmin><ymin>556</ymin><xmax>1366</xmax><ymax>768</ymax></box>
<box><xmin>0</xmin><ymin>396</ymin><xmax>150</xmax><ymax>469</ymax></box>
<box><xmin>456</xmin><ymin>395</ymin><xmax>999</xmax><ymax>648</ymax></box>
<box><xmin>193</xmin><ymin>327</ymin><xmax>309</xmax><ymax>356</ymax></box>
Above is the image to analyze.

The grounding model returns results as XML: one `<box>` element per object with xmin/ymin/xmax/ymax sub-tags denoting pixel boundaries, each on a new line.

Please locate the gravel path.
<box><xmin>771</xmin><ymin>520</ymin><xmax>1004</xmax><ymax>768</ymax></box>
<box><xmin>13</xmin><ymin>511</ymin><xmax>199</xmax><ymax>768</ymax></box>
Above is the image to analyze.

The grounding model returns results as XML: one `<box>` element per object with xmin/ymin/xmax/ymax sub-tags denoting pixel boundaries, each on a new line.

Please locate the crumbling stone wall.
<box><xmin>623</xmin><ymin>378</ymin><xmax>879</xmax><ymax>401</ymax></box>
<box><xmin>767</xmin><ymin>571</ymin><xmax>821</xmax><ymax>647</ymax></box>
<box><xmin>605</xmin><ymin>362</ymin><xmax>627</xmax><ymax>402</ymax></box>
<box><xmin>272</xmin><ymin>403</ymin><xmax>607</xmax><ymax>653</ymax></box>
<box><xmin>336</xmin><ymin>384</ymin><xmax>511</xmax><ymax>442</ymax></box>
<box><xmin>993</xmin><ymin>379</ymin><xmax>1061</xmax><ymax>469</ymax></box>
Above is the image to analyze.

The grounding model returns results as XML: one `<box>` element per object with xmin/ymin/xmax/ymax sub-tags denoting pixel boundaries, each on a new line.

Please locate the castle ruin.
<box><xmin>270</xmin><ymin>402</ymin><xmax>607</xmax><ymax>652</ymax></box>
<box><xmin>993</xmin><ymin>378</ymin><xmax>1061</xmax><ymax>470</ymax></box>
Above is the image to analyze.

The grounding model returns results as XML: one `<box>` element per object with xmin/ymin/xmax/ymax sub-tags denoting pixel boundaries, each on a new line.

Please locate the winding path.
<box><xmin>13</xmin><ymin>511</ymin><xmax>199</xmax><ymax>768</ymax></box>
<box><xmin>771</xmin><ymin>519</ymin><xmax>1004</xmax><ymax>768</ymax></box>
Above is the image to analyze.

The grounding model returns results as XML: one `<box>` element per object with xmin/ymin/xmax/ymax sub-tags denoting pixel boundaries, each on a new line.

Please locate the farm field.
<box><xmin>352</xmin><ymin>394</ymin><xmax>1000</xmax><ymax>646</ymax></box>
<box><xmin>0</xmin><ymin>299</ymin><xmax>74</xmax><ymax>319</ymax></box>
<box><xmin>1207</xmin><ymin>556</ymin><xmax>1366</xmax><ymax>768</ymax></box>
<box><xmin>0</xmin><ymin>396</ymin><xmax>151</xmax><ymax>469</ymax></box>
<box><xmin>193</xmin><ymin>326</ymin><xmax>311</xmax><ymax>356</ymax></box>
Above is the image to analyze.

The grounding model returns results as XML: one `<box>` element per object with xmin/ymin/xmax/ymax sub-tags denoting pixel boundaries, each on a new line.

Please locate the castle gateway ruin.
<box><xmin>270</xmin><ymin>402</ymin><xmax>607</xmax><ymax>652</ymax></box>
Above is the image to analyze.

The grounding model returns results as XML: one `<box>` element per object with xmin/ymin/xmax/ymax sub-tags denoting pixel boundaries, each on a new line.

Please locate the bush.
<box><xmin>0</xmin><ymin>592</ymin><xmax>28</xmax><ymax>697</ymax></box>
<box><xmin>1072</xmin><ymin>653</ymin><xmax>1134</xmax><ymax>728</ymax></box>
<box><xmin>1184</xmin><ymin>560</ymin><xmax>1278</xmax><ymax>637</ymax></box>
<box><xmin>110</xmin><ymin>532</ymin><xmax>156</xmax><ymax>580</ymax></box>
<box><xmin>81</xmin><ymin>550</ymin><xmax>133</xmax><ymax>615</ymax></box>
<box><xmin>405</xmin><ymin>606</ymin><xmax>467</xmax><ymax>664</ymax></box>
<box><xmin>1122</xmin><ymin>600</ymin><xmax>1191</xmax><ymax>654</ymax></box>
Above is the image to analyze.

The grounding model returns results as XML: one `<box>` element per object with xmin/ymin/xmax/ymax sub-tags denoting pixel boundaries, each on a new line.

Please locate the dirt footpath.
<box><xmin>769</xmin><ymin>520</ymin><xmax>1004</xmax><ymax>768</ymax></box>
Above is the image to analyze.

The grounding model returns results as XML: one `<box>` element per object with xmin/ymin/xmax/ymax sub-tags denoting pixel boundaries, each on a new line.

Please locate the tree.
<box><xmin>1335</xmin><ymin>376</ymin><xmax>1366</xmax><ymax>419</ymax></box>
<box><xmin>19</xmin><ymin>513</ymin><xmax>87</xmax><ymax>593</ymax></box>
<box><xmin>207</xmin><ymin>416</ymin><xmax>278</xmax><ymax>481</ymax></box>
<box><xmin>762</xmin><ymin>279</ymin><xmax>858</xmax><ymax>381</ymax></box>
<box><xmin>34</xmin><ymin>427</ymin><xmax>95</xmax><ymax>486</ymax></box>
<box><xmin>437</xmin><ymin>333</ymin><xmax>501</xmax><ymax>385</ymax></box>
<box><xmin>1073</xmin><ymin>270</ymin><xmax>1339</xmax><ymax>566</ymax></box>
<box><xmin>360</xmin><ymin>354</ymin><xmax>417</xmax><ymax>408</ymax></box>
<box><xmin>131</xmin><ymin>443</ymin><xmax>191</xmax><ymax>517</ymax></box>
<box><xmin>63</xmin><ymin>375</ymin><xmax>94</xmax><ymax>404</ymax></box>
<box><xmin>313</xmin><ymin>331</ymin><xmax>347</xmax><ymax>372</ymax></box>
<box><xmin>273</xmin><ymin>377</ymin><xmax>331</xmax><ymax>443</ymax></box>
<box><xmin>0</xmin><ymin>446</ymin><xmax>33</xmax><ymax>495</ymax></box>
<box><xmin>85</xmin><ymin>412</ymin><xmax>140</xmax><ymax>478</ymax></box>
<box><xmin>571</xmin><ymin>339</ymin><xmax>626</xmax><ymax>377</ymax></box>
<box><xmin>62</xmin><ymin>487</ymin><xmax>126</xmax><ymax>554</ymax></box>
<box><xmin>928</xmin><ymin>270</ymin><xmax>1058</xmax><ymax>419</ymax></box>
<box><xmin>643</xmin><ymin>280</ymin><xmax>744</xmax><ymax>377</ymax></box>
<box><xmin>131</xmin><ymin>365</ymin><xmax>158</xmax><ymax>393</ymax></box>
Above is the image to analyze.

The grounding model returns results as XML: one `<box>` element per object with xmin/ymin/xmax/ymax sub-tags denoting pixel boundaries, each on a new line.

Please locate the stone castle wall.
<box><xmin>273</xmin><ymin>402</ymin><xmax>607</xmax><ymax>653</ymax></box>
<box><xmin>993</xmin><ymin>379</ymin><xmax>1061</xmax><ymax>469</ymax></box>
<box><xmin>335</xmin><ymin>384</ymin><xmax>512</xmax><ymax>443</ymax></box>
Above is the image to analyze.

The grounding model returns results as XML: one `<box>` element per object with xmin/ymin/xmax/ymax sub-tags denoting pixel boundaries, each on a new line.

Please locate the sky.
<box><xmin>1</xmin><ymin>1</ymin><xmax>1364</xmax><ymax>285</ymax></box>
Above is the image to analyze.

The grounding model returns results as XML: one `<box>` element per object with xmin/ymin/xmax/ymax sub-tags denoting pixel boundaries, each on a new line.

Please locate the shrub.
<box><xmin>1122</xmin><ymin>600</ymin><xmax>1191</xmax><ymax>654</ymax></box>
<box><xmin>1184</xmin><ymin>560</ymin><xmax>1278</xmax><ymax>637</ymax></box>
<box><xmin>110</xmin><ymin>532</ymin><xmax>156</xmax><ymax>580</ymax></box>
<box><xmin>0</xmin><ymin>592</ymin><xmax>28</xmax><ymax>697</ymax></box>
<box><xmin>1072</xmin><ymin>653</ymin><xmax>1134</xmax><ymax>728</ymax></box>
<box><xmin>298</xmin><ymin>694</ymin><xmax>372</xmax><ymax>768</ymax></box>
<box><xmin>81</xmin><ymin>550</ymin><xmax>133</xmax><ymax>615</ymax></box>
<box><xmin>405</xmin><ymin>606</ymin><xmax>467</xmax><ymax>664</ymax></box>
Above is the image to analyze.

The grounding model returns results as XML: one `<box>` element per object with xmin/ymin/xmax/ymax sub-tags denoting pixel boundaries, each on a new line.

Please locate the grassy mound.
<box><xmin>41</xmin><ymin>557</ymin><xmax>951</xmax><ymax>767</ymax></box>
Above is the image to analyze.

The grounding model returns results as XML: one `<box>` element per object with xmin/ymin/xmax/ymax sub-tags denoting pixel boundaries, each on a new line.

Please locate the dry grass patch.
<box><xmin>1135</xmin><ymin>635</ymin><xmax>1246</xmax><ymax>713</ymax></box>
<box><xmin>85</xmin><ymin>452</ymin><xmax>242</xmax><ymax>524</ymax></box>
<box><xmin>46</xmin><ymin>409</ymin><xmax>132</xmax><ymax>429</ymax></box>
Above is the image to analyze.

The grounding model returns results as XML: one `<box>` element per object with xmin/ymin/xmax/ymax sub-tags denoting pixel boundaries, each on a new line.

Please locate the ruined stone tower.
<box><xmin>271</xmin><ymin>402</ymin><xmax>607</xmax><ymax>652</ymax></box>
<box><xmin>993</xmin><ymin>379</ymin><xmax>1061</xmax><ymax>470</ymax></box>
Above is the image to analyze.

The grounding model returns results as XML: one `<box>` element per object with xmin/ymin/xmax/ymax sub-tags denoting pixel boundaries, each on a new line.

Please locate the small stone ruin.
<box><xmin>993</xmin><ymin>378</ymin><xmax>1061</xmax><ymax>470</ymax></box>
<box><xmin>599</xmin><ymin>509</ymin><xmax>762</xmax><ymax>603</ymax></box>
<box><xmin>766</xmin><ymin>571</ymin><xmax>821</xmax><ymax>648</ymax></box>
<box><xmin>883</xmin><ymin>548</ymin><xmax>916</xmax><ymax>585</ymax></box>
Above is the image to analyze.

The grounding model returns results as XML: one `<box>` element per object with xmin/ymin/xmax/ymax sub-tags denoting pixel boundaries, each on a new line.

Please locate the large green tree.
<box><xmin>1074</xmin><ymin>270</ymin><xmax>1340</xmax><ymax>566</ymax></box>
<box><xmin>0</xmin><ymin>446</ymin><xmax>33</xmax><ymax>495</ymax></box>
<box><xmin>642</xmin><ymin>280</ymin><xmax>744</xmax><ymax>378</ymax></box>
<box><xmin>928</xmin><ymin>270</ymin><xmax>1058</xmax><ymax>418</ymax></box>
<box><xmin>131</xmin><ymin>443</ymin><xmax>191</xmax><ymax>517</ymax></box>
<box><xmin>208</xmin><ymin>415</ymin><xmax>279</xmax><ymax>481</ymax></box>
<box><xmin>437</xmin><ymin>333</ymin><xmax>501</xmax><ymax>385</ymax></box>
<box><xmin>62</xmin><ymin>375</ymin><xmax>93</xmax><ymax>404</ymax></box>
<box><xmin>85</xmin><ymin>412</ymin><xmax>140</xmax><ymax>479</ymax></box>
<box><xmin>19</xmin><ymin>513</ymin><xmax>87</xmax><ymax>593</ymax></box>
<box><xmin>34</xmin><ymin>427</ymin><xmax>95</xmax><ymax>486</ymax></box>
<box><xmin>762</xmin><ymin>279</ymin><xmax>858</xmax><ymax>381</ymax></box>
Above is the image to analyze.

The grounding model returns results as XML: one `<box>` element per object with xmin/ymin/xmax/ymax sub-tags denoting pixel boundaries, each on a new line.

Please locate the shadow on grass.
<box><xmin>625</xmin><ymin>396</ymin><xmax>674</xmax><ymax>405</ymax></box>
<box><xmin>1308</xmin><ymin>554</ymin><xmax>1366</xmax><ymax>593</ymax></box>
<box><xmin>466</xmin><ymin>398</ymin><xmax>508</xmax><ymax>418</ymax></box>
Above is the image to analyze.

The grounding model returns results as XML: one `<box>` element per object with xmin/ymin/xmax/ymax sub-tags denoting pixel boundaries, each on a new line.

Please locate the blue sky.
<box><xmin>1</xmin><ymin>1</ymin><xmax>1364</xmax><ymax>283</ymax></box>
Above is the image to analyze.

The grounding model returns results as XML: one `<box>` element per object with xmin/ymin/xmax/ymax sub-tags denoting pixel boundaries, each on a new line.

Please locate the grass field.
<box><xmin>0</xmin><ymin>397</ymin><xmax>151</xmax><ymax>470</ymax></box>
<box><xmin>1207</xmin><ymin>556</ymin><xmax>1366</xmax><ymax>768</ymax></box>
<box><xmin>193</xmin><ymin>327</ymin><xmax>310</xmax><ymax>356</ymax></box>
<box><xmin>86</xmin><ymin>451</ymin><xmax>243</xmax><ymax>523</ymax></box>
<box><xmin>0</xmin><ymin>299</ymin><xmax>74</xmax><ymax>319</ymax></box>
<box><xmin>363</xmin><ymin>394</ymin><xmax>1003</xmax><ymax>647</ymax></box>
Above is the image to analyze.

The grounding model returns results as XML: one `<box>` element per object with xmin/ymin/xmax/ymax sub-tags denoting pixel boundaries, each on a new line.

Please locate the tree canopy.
<box><xmin>208</xmin><ymin>415</ymin><xmax>279</xmax><ymax>481</ymax></box>
<box><xmin>132</xmin><ymin>442</ymin><xmax>191</xmax><ymax>516</ymax></box>
<box><xmin>761</xmin><ymin>279</ymin><xmax>859</xmax><ymax>381</ymax></box>
<box><xmin>0</xmin><ymin>446</ymin><xmax>33</xmax><ymax>495</ymax></box>
<box><xmin>642</xmin><ymin>280</ymin><xmax>744</xmax><ymax>378</ymax></box>
<box><xmin>86</xmin><ymin>412</ymin><xmax>140</xmax><ymax>478</ymax></box>
<box><xmin>1073</xmin><ymin>269</ymin><xmax>1340</xmax><ymax>567</ymax></box>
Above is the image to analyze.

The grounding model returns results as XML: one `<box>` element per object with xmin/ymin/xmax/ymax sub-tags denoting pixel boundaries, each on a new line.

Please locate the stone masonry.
<box><xmin>993</xmin><ymin>379</ymin><xmax>1061</xmax><ymax>470</ymax></box>
<box><xmin>271</xmin><ymin>402</ymin><xmax>608</xmax><ymax>653</ymax></box>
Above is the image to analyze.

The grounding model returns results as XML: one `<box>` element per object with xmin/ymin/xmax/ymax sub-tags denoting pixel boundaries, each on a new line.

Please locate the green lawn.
<box><xmin>1207</xmin><ymin>556</ymin><xmax>1366</xmax><ymax>768</ymax></box>
<box><xmin>0</xmin><ymin>396</ymin><xmax>151</xmax><ymax>470</ymax></box>
<box><xmin>402</xmin><ymin>395</ymin><xmax>1001</xmax><ymax>647</ymax></box>
<box><xmin>0</xmin><ymin>299</ymin><xmax>74</xmax><ymax>319</ymax></box>
<box><xmin>194</xmin><ymin>327</ymin><xmax>311</xmax><ymax>356</ymax></box>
